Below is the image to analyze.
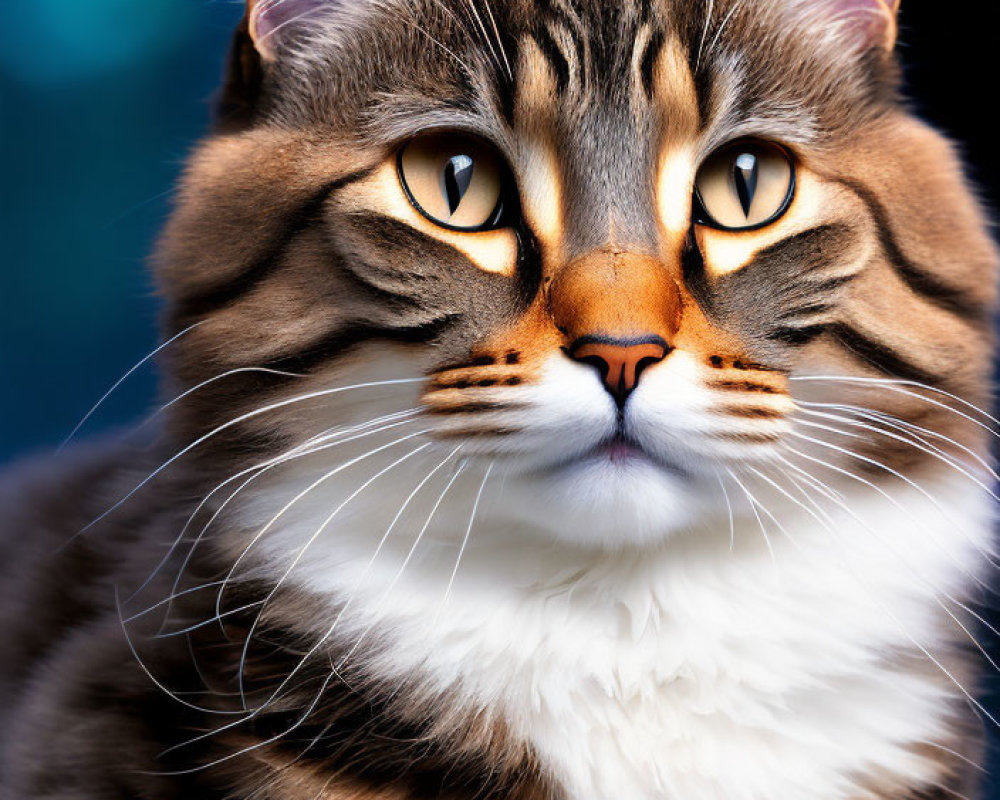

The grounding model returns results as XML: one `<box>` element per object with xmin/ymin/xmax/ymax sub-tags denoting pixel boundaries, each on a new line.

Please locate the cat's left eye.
<box><xmin>694</xmin><ymin>140</ymin><xmax>795</xmax><ymax>231</ymax></box>
<box><xmin>398</xmin><ymin>133</ymin><xmax>513</xmax><ymax>232</ymax></box>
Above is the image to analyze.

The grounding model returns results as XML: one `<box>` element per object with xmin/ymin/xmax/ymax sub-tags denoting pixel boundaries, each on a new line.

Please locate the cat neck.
<box><xmin>240</xmin><ymin>468</ymin><xmax>989</xmax><ymax>799</ymax></box>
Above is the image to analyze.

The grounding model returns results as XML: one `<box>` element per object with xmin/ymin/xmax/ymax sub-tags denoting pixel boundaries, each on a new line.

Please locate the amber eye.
<box><xmin>398</xmin><ymin>133</ymin><xmax>513</xmax><ymax>232</ymax></box>
<box><xmin>694</xmin><ymin>140</ymin><xmax>795</xmax><ymax>231</ymax></box>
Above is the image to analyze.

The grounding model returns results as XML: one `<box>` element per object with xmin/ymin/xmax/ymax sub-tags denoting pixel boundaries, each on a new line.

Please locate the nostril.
<box><xmin>578</xmin><ymin>354</ymin><xmax>612</xmax><ymax>384</ymax></box>
<box><xmin>567</xmin><ymin>335</ymin><xmax>669</xmax><ymax>405</ymax></box>
<box><xmin>634</xmin><ymin>355</ymin><xmax>663</xmax><ymax>383</ymax></box>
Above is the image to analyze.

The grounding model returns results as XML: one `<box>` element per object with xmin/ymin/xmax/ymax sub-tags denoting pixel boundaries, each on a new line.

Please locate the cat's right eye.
<box><xmin>398</xmin><ymin>133</ymin><xmax>513</xmax><ymax>232</ymax></box>
<box><xmin>694</xmin><ymin>140</ymin><xmax>795</xmax><ymax>231</ymax></box>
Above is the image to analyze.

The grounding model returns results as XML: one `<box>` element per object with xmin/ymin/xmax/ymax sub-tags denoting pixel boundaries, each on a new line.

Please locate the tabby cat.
<box><xmin>1</xmin><ymin>0</ymin><xmax>997</xmax><ymax>798</ymax></box>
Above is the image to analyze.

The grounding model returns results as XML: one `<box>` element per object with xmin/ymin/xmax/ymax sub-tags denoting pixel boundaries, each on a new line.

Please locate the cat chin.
<box><xmin>500</xmin><ymin>454</ymin><xmax>705</xmax><ymax>549</ymax></box>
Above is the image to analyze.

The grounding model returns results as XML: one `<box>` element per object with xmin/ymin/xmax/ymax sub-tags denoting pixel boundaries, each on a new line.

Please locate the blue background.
<box><xmin>1</xmin><ymin>0</ymin><xmax>240</xmax><ymax>460</ymax></box>
<box><xmin>1</xmin><ymin>1</ymin><xmax>998</xmax><ymax>794</ymax></box>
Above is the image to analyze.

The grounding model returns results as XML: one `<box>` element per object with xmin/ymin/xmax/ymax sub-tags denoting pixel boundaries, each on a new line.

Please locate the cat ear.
<box><xmin>246</xmin><ymin>0</ymin><xmax>332</xmax><ymax>61</ymax></box>
<box><xmin>824</xmin><ymin>0</ymin><xmax>901</xmax><ymax>51</ymax></box>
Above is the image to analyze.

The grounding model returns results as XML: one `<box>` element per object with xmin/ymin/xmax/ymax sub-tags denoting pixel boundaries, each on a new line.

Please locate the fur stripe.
<box><xmin>831</xmin><ymin>176</ymin><xmax>990</xmax><ymax>323</ymax></box>
<box><xmin>173</xmin><ymin>168</ymin><xmax>374</xmax><ymax>321</ymax></box>
<box><xmin>638</xmin><ymin>29</ymin><xmax>665</xmax><ymax>98</ymax></box>
<box><xmin>826</xmin><ymin>322</ymin><xmax>942</xmax><ymax>385</ymax></box>
<box><xmin>264</xmin><ymin>317</ymin><xmax>456</xmax><ymax>374</ymax></box>
<box><xmin>530</xmin><ymin>26</ymin><xmax>572</xmax><ymax>93</ymax></box>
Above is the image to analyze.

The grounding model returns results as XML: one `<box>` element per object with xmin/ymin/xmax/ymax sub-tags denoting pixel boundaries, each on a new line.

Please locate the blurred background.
<box><xmin>0</xmin><ymin>0</ymin><xmax>998</xmax><ymax>792</ymax></box>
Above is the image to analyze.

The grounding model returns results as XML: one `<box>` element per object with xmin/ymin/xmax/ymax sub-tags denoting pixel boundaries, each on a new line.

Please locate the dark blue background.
<box><xmin>1</xmin><ymin>1</ymin><xmax>997</xmax><ymax>794</ymax></box>
<box><xmin>1</xmin><ymin>0</ymin><xmax>240</xmax><ymax>461</ymax></box>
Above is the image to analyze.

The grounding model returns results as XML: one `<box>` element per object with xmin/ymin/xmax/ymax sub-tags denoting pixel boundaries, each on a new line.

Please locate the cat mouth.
<box><xmin>558</xmin><ymin>431</ymin><xmax>690</xmax><ymax>478</ymax></box>
<box><xmin>593</xmin><ymin>432</ymin><xmax>649</xmax><ymax>465</ymax></box>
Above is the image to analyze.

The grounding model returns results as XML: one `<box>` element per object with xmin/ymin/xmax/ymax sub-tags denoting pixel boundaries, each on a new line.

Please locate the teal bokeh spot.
<box><xmin>0</xmin><ymin>0</ymin><xmax>197</xmax><ymax>87</ymax></box>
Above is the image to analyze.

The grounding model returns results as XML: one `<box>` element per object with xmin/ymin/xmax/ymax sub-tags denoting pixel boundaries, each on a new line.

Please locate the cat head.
<box><xmin>156</xmin><ymin>0</ymin><xmax>995</xmax><ymax>549</ymax></box>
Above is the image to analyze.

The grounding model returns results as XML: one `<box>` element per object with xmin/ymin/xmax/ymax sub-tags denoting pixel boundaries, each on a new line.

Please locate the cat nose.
<box><xmin>567</xmin><ymin>336</ymin><xmax>670</xmax><ymax>405</ymax></box>
<box><xmin>548</xmin><ymin>249</ymin><xmax>682</xmax><ymax>405</ymax></box>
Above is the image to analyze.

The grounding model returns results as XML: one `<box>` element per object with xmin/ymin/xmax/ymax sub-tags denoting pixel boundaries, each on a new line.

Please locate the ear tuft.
<box><xmin>247</xmin><ymin>0</ymin><xmax>332</xmax><ymax>60</ymax></box>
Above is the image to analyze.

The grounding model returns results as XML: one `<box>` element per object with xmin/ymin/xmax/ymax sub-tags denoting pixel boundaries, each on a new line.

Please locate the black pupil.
<box><xmin>733</xmin><ymin>152</ymin><xmax>759</xmax><ymax>218</ymax></box>
<box><xmin>443</xmin><ymin>154</ymin><xmax>474</xmax><ymax>216</ymax></box>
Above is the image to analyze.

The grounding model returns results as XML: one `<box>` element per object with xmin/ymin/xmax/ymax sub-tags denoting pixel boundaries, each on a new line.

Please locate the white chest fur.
<box><xmin>247</xmin><ymin>464</ymin><xmax>993</xmax><ymax>800</ymax></box>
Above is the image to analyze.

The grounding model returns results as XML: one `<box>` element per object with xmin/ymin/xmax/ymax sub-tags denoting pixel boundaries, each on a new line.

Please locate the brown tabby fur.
<box><xmin>1</xmin><ymin>0</ymin><xmax>996</xmax><ymax>798</ymax></box>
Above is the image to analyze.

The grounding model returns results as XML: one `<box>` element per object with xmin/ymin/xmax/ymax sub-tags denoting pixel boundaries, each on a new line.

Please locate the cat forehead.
<box><xmin>255</xmin><ymin>0</ymin><xmax>896</xmax><ymax>159</ymax></box>
<box><xmin>258</xmin><ymin>0</ymin><xmax>890</xmax><ymax>127</ymax></box>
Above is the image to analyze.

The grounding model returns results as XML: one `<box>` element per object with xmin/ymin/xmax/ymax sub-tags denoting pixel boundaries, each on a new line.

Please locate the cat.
<box><xmin>1</xmin><ymin>0</ymin><xmax>997</xmax><ymax>798</ymax></box>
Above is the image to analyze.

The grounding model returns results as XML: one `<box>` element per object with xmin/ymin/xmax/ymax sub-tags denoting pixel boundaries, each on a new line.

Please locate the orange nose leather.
<box><xmin>569</xmin><ymin>336</ymin><xmax>669</xmax><ymax>403</ymax></box>
<box><xmin>549</xmin><ymin>250</ymin><xmax>681</xmax><ymax>404</ymax></box>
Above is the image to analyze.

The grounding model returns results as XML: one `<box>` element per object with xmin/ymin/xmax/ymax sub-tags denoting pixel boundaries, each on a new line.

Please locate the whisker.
<box><xmin>791</xmin><ymin>375</ymin><xmax>1000</xmax><ymax>438</ymax></box>
<box><xmin>785</xmin><ymin>438</ymin><xmax>994</xmax><ymax>591</ymax></box>
<box><xmin>127</xmin><ymin>409</ymin><xmax>421</xmax><ymax>606</ymax></box>
<box><xmin>281</xmin><ymin>446</ymin><xmax>465</xmax><ymax>682</ymax></box>
<box><xmin>156</xmin><ymin>669</ymin><xmax>340</xmax><ymax>776</ymax></box>
<box><xmin>217</xmin><ymin>427</ymin><xmax>431</xmax><ymax>633</ymax></box>
<box><xmin>459</xmin><ymin>0</ymin><xmax>508</xmax><ymax>80</ymax></box>
<box><xmin>136</xmin><ymin>366</ymin><xmax>306</xmax><ymax>432</ymax></box>
<box><xmin>913</xmin><ymin>740</ymin><xmax>988</xmax><ymax>775</ymax></box>
<box><xmin>704</xmin><ymin>1</ymin><xmax>741</xmax><ymax>67</ymax></box>
<box><xmin>796</xmin><ymin>408</ymin><xmax>1000</xmax><ymax>505</ymax></box>
<box><xmin>58</xmin><ymin>322</ymin><xmax>202</xmax><ymax>452</ymax></box>
<box><xmin>695</xmin><ymin>0</ymin><xmax>716</xmax><ymax>71</ymax></box>
<box><xmin>788</xmin><ymin>426</ymin><xmax>998</xmax><ymax>571</ymax></box>
<box><xmin>478</xmin><ymin>0</ymin><xmax>513</xmax><ymax>79</ymax></box>
<box><xmin>798</xmin><ymin>400</ymin><xmax>999</xmax><ymax>482</ymax></box>
<box><xmin>761</xmin><ymin>460</ymin><xmax>1000</xmax><ymax>730</ymax></box>
<box><xmin>74</xmin><ymin>378</ymin><xmax>424</xmax><ymax>539</ymax></box>
<box><xmin>157</xmin><ymin>446</ymin><xmax>464</xmax><ymax>758</ymax></box>
<box><xmin>436</xmin><ymin>461</ymin><xmax>494</xmax><ymax>621</ymax></box>
<box><xmin>725</xmin><ymin>469</ymin><xmax>777</xmax><ymax>565</ymax></box>
<box><xmin>154</xmin><ymin>599</ymin><xmax>265</xmax><ymax>639</ymax></box>
<box><xmin>336</xmin><ymin>452</ymin><xmax>467</xmax><ymax>671</ymax></box>
<box><xmin>114</xmin><ymin>586</ymin><xmax>244</xmax><ymax>717</ymax></box>
<box><xmin>235</xmin><ymin>441</ymin><xmax>433</xmax><ymax>707</ymax></box>
<box><xmin>754</xmin><ymin>463</ymin><xmax>1000</xmax><ymax>674</ymax></box>
<box><xmin>717</xmin><ymin>474</ymin><xmax>736</xmax><ymax>551</ymax></box>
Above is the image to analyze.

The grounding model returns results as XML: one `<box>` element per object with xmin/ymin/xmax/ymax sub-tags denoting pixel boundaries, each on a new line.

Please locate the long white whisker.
<box><xmin>59</xmin><ymin>322</ymin><xmax>202</xmax><ymax>452</ymax></box>
<box><xmin>128</xmin><ymin>409</ymin><xmax>422</xmax><ymax>607</ymax></box>
<box><xmin>725</xmin><ymin>469</ymin><xmax>777</xmax><ymax>565</ymax></box>
<box><xmin>785</xmin><ymin>439</ymin><xmax>993</xmax><ymax>592</ymax></box>
<box><xmin>157</xmin><ymin>446</ymin><xmax>464</xmax><ymax>756</ymax></box>
<box><xmin>217</xmin><ymin>427</ymin><xmax>431</xmax><ymax>629</ymax></box>
<box><xmin>797</xmin><ymin>408</ymin><xmax>1000</xmax><ymax>506</ymax></box>
<box><xmin>75</xmin><ymin>378</ymin><xmax>423</xmax><ymax>537</ymax></box>
<box><xmin>137</xmin><ymin>367</ymin><xmax>305</xmax><ymax>432</ymax></box>
<box><xmin>155</xmin><ymin>600</ymin><xmax>267</xmax><ymax>639</ymax></box>
<box><xmin>717</xmin><ymin>474</ymin><xmax>736</xmax><ymax>551</ymax></box>
<box><xmin>157</xmin><ymin>670</ymin><xmax>339</xmax><ymax>775</ymax></box>
<box><xmin>752</xmin><ymin>462</ymin><xmax>1000</xmax><ymax>669</ymax></box>
<box><xmin>293</xmin><ymin>446</ymin><xmax>464</xmax><ymax>676</ymax></box>
<box><xmin>761</xmin><ymin>460</ymin><xmax>1000</xmax><ymax>729</ymax></box>
<box><xmin>437</xmin><ymin>461</ymin><xmax>493</xmax><ymax>620</ymax></box>
<box><xmin>337</xmin><ymin>452</ymin><xmax>467</xmax><ymax>670</ymax></box>
<box><xmin>235</xmin><ymin>441</ymin><xmax>433</xmax><ymax>707</ymax></box>
<box><xmin>479</xmin><ymin>0</ymin><xmax>513</xmax><ymax>78</ymax></box>
<box><xmin>791</xmin><ymin>374</ymin><xmax>1000</xmax><ymax>437</ymax></box>
<box><xmin>789</xmin><ymin>426</ymin><xmax>998</xmax><ymax>571</ymax></box>
<box><xmin>114</xmin><ymin>586</ymin><xmax>244</xmax><ymax>717</ymax></box>
<box><xmin>798</xmin><ymin>400</ymin><xmax>999</xmax><ymax>482</ymax></box>
<box><xmin>695</xmin><ymin>0</ymin><xmax>716</xmax><ymax>71</ymax></box>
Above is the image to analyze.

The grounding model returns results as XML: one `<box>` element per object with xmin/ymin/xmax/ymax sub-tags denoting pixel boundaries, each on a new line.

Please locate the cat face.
<box><xmin>157</xmin><ymin>0</ymin><xmax>995</xmax><ymax>548</ymax></box>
